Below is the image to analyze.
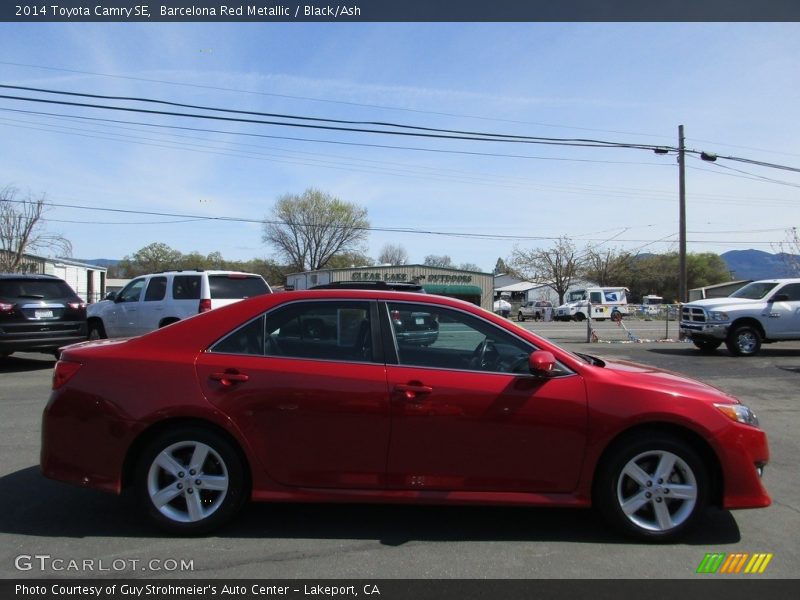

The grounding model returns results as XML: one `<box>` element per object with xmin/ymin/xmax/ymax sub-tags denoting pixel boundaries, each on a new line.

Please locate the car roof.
<box><xmin>0</xmin><ymin>273</ymin><xmax>63</xmax><ymax>280</ymax></box>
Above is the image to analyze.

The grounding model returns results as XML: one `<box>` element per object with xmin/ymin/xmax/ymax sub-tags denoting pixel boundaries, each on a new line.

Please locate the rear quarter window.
<box><xmin>209</xmin><ymin>275</ymin><xmax>269</xmax><ymax>299</ymax></box>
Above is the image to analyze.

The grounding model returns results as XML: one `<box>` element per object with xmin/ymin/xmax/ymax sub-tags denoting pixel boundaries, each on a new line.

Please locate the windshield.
<box><xmin>567</xmin><ymin>291</ymin><xmax>586</xmax><ymax>302</ymax></box>
<box><xmin>729</xmin><ymin>282</ymin><xmax>779</xmax><ymax>300</ymax></box>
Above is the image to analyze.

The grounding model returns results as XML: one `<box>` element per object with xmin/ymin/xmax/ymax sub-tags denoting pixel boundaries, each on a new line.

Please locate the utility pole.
<box><xmin>678</xmin><ymin>125</ymin><xmax>687</xmax><ymax>303</ymax></box>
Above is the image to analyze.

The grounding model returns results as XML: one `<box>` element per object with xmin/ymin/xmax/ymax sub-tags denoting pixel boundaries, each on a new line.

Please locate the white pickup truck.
<box><xmin>680</xmin><ymin>278</ymin><xmax>800</xmax><ymax>356</ymax></box>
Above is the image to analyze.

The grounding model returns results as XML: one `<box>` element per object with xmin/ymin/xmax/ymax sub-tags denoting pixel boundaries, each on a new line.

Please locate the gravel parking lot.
<box><xmin>1</xmin><ymin>342</ymin><xmax>798</xmax><ymax>580</ymax></box>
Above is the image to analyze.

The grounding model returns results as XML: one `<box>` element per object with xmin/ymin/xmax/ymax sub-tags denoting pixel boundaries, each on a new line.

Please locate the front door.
<box><xmin>383</xmin><ymin>302</ymin><xmax>587</xmax><ymax>493</ymax></box>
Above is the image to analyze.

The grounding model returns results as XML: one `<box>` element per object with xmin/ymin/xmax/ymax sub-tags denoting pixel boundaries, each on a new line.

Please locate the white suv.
<box><xmin>87</xmin><ymin>270</ymin><xmax>271</xmax><ymax>339</ymax></box>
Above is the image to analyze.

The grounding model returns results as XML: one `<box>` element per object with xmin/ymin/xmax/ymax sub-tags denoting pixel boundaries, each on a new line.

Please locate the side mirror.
<box><xmin>770</xmin><ymin>294</ymin><xmax>789</xmax><ymax>302</ymax></box>
<box><xmin>105</xmin><ymin>292</ymin><xmax>117</xmax><ymax>301</ymax></box>
<box><xmin>529</xmin><ymin>350</ymin><xmax>556</xmax><ymax>376</ymax></box>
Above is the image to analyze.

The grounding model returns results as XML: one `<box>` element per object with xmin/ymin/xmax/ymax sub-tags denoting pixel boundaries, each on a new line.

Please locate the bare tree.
<box><xmin>262</xmin><ymin>189</ymin><xmax>369</xmax><ymax>272</ymax></box>
<box><xmin>0</xmin><ymin>186</ymin><xmax>72</xmax><ymax>272</ymax></box>
<box><xmin>377</xmin><ymin>243</ymin><xmax>409</xmax><ymax>265</ymax></box>
<box><xmin>511</xmin><ymin>237</ymin><xmax>580</xmax><ymax>305</ymax></box>
<box><xmin>423</xmin><ymin>254</ymin><xmax>453</xmax><ymax>268</ymax></box>
<box><xmin>580</xmin><ymin>247</ymin><xmax>634</xmax><ymax>286</ymax></box>
<box><xmin>772</xmin><ymin>227</ymin><xmax>800</xmax><ymax>276</ymax></box>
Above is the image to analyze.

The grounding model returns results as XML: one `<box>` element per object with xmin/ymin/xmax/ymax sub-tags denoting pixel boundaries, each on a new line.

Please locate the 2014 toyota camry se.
<box><xmin>41</xmin><ymin>289</ymin><xmax>770</xmax><ymax>541</ymax></box>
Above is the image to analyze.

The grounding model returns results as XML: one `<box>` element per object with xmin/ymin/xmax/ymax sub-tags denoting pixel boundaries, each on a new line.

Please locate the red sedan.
<box><xmin>41</xmin><ymin>290</ymin><xmax>770</xmax><ymax>541</ymax></box>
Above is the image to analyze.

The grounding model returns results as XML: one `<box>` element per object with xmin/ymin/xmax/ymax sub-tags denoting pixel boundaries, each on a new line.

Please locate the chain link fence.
<box><xmin>513</xmin><ymin>304</ymin><xmax>686</xmax><ymax>344</ymax></box>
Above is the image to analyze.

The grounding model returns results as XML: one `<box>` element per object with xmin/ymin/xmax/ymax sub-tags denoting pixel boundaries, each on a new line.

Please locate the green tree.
<box><xmin>325</xmin><ymin>251</ymin><xmax>373</xmax><ymax>269</ymax></box>
<box><xmin>262</xmin><ymin>188</ymin><xmax>369</xmax><ymax>271</ymax></box>
<box><xmin>118</xmin><ymin>242</ymin><xmax>182</xmax><ymax>277</ymax></box>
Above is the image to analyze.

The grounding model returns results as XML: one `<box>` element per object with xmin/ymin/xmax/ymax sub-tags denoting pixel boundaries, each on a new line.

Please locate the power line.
<box><xmin>0</xmin><ymin>60</ymin><xmax>672</xmax><ymax>139</ymax></box>
<box><xmin>0</xmin><ymin>85</ymin><xmax>669</xmax><ymax>151</ymax></box>
<box><xmin>2</xmin><ymin>197</ymin><xmax>785</xmax><ymax>246</ymax></box>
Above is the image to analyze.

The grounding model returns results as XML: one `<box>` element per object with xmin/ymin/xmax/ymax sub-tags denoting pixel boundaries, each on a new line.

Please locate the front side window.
<box><xmin>774</xmin><ymin>283</ymin><xmax>800</xmax><ymax>301</ymax></box>
<box><xmin>386</xmin><ymin>302</ymin><xmax>541</xmax><ymax>375</ymax></box>
<box><xmin>117</xmin><ymin>278</ymin><xmax>146</xmax><ymax>303</ymax></box>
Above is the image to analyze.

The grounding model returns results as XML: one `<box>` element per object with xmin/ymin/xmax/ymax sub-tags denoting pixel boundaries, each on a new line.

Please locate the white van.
<box><xmin>554</xmin><ymin>287</ymin><xmax>629</xmax><ymax>322</ymax></box>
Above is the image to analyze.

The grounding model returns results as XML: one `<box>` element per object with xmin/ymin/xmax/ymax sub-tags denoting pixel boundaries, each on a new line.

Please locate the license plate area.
<box><xmin>35</xmin><ymin>310</ymin><xmax>54</xmax><ymax>318</ymax></box>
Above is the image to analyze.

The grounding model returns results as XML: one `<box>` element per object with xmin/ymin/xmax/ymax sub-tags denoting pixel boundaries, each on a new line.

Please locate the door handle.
<box><xmin>210</xmin><ymin>370</ymin><xmax>250</xmax><ymax>387</ymax></box>
<box><xmin>393</xmin><ymin>383</ymin><xmax>433</xmax><ymax>401</ymax></box>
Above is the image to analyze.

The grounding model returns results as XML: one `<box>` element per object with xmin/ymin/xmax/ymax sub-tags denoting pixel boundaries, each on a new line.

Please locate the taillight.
<box><xmin>68</xmin><ymin>302</ymin><xmax>87</xmax><ymax>310</ymax></box>
<box><xmin>0</xmin><ymin>302</ymin><xmax>14</xmax><ymax>312</ymax></box>
<box><xmin>199</xmin><ymin>298</ymin><xmax>212</xmax><ymax>313</ymax></box>
<box><xmin>52</xmin><ymin>360</ymin><xmax>82</xmax><ymax>390</ymax></box>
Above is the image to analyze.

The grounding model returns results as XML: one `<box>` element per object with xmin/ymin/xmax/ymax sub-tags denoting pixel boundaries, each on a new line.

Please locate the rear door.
<box><xmin>764</xmin><ymin>282</ymin><xmax>800</xmax><ymax>338</ymax></box>
<box><xmin>196</xmin><ymin>299</ymin><xmax>391</xmax><ymax>489</ymax></box>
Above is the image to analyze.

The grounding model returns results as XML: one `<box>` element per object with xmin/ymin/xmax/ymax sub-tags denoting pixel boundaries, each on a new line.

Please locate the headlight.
<box><xmin>714</xmin><ymin>403</ymin><xmax>759</xmax><ymax>427</ymax></box>
<box><xmin>708</xmin><ymin>311</ymin><xmax>729</xmax><ymax>322</ymax></box>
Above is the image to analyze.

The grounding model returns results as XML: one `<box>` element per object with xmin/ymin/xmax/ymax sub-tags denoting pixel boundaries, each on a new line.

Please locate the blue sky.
<box><xmin>1</xmin><ymin>22</ymin><xmax>799</xmax><ymax>272</ymax></box>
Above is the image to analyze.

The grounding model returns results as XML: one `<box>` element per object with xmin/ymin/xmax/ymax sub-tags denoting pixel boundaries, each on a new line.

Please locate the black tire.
<box><xmin>159</xmin><ymin>318</ymin><xmax>180</xmax><ymax>328</ymax></box>
<box><xmin>574</xmin><ymin>313</ymin><xmax>586</xmax><ymax>322</ymax></box>
<box><xmin>725</xmin><ymin>325</ymin><xmax>762</xmax><ymax>356</ymax></box>
<box><xmin>88</xmin><ymin>320</ymin><xmax>107</xmax><ymax>340</ymax></box>
<box><xmin>517</xmin><ymin>312</ymin><xmax>525</xmax><ymax>322</ymax></box>
<box><xmin>693</xmin><ymin>340</ymin><xmax>722</xmax><ymax>353</ymax></box>
<box><xmin>135</xmin><ymin>427</ymin><xmax>247</xmax><ymax>535</ymax></box>
<box><xmin>594</xmin><ymin>433</ymin><xmax>708</xmax><ymax>542</ymax></box>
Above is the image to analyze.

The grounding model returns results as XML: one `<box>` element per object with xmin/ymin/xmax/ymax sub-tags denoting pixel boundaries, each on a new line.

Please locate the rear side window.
<box><xmin>209</xmin><ymin>275</ymin><xmax>269</xmax><ymax>299</ymax></box>
<box><xmin>144</xmin><ymin>277</ymin><xmax>167</xmax><ymax>301</ymax></box>
<box><xmin>172</xmin><ymin>276</ymin><xmax>201</xmax><ymax>300</ymax></box>
<box><xmin>0</xmin><ymin>279</ymin><xmax>77</xmax><ymax>300</ymax></box>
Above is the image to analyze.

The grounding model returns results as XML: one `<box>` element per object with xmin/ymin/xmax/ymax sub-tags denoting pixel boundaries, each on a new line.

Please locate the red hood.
<box><xmin>598</xmin><ymin>357</ymin><xmax>739</xmax><ymax>405</ymax></box>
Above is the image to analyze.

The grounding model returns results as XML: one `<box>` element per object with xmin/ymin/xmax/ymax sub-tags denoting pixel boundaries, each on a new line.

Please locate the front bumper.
<box><xmin>680</xmin><ymin>322</ymin><xmax>730</xmax><ymax>341</ymax></box>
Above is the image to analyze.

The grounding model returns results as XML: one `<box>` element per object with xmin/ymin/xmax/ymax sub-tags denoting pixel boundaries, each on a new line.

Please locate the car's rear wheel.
<box><xmin>725</xmin><ymin>325</ymin><xmax>761</xmax><ymax>356</ymax></box>
<box><xmin>574</xmin><ymin>313</ymin><xmax>585</xmax><ymax>322</ymax></box>
<box><xmin>595</xmin><ymin>433</ymin><xmax>708</xmax><ymax>542</ymax></box>
<box><xmin>135</xmin><ymin>427</ymin><xmax>246</xmax><ymax>535</ymax></box>
<box><xmin>693</xmin><ymin>340</ymin><xmax>722</xmax><ymax>353</ymax></box>
<box><xmin>88</xmin><ymin>320</ymin><xmax>106</xmax><ymax>340</ymax></box>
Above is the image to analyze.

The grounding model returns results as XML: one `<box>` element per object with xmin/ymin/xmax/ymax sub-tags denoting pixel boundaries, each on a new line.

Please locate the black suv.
<box><xmin>0</xmin><ymin>274</ymin><xmax>87</xmax><ymax>358</ymax></box>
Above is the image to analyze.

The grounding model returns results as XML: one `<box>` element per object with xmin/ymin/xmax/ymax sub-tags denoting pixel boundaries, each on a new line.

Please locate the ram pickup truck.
<box><xmin>680</xmin><ymin>278</ymin><xmax>800</xmax><ymax>356</ymax></box>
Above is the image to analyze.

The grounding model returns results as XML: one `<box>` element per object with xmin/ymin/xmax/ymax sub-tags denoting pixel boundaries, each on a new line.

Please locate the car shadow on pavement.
<box><xmin>0</xmin><ymin>466</ymin><xmax>741</xmax><ymax>545</ymax></box>
<box><xmin>645</xmin><ymin>346</ymin><xmax>800</xmax><ymax>358</ymax></box>
<box><xmin>0</xmin><ymin>355</ymin><xmax>56</xmax><ymax>373</ymax></box>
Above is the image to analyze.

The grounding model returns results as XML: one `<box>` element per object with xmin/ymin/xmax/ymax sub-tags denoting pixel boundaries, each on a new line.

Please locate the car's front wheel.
<box><xmin>135</xmin><ymin>427</ymin><xmax>247</xmax><ymax>535</ymax></box>
<box><xmin>87</xmin><ymin>320</ymin><xmax>107</xmax><ymax>340</ymax></box>
<box><xmin>517</xmin><ymin>312</ymin><xmax>525</xmax><ymax>322</ymax></box>
<box><xmin>725</xmin><ymin>325</ymin><xmax>762</xmax><ymax>356</ymax></box>
<box><xmin>595</xmin><ymin>433</ymin><xmax>708</xmax><ymax>542</ymax></box>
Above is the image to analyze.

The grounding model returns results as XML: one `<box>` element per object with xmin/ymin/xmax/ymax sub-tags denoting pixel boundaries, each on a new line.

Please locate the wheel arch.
<box><xmin>729</xmin><ymin>317</ymin><xmax>766</xmax><ymax>339</ymax></box>
<box><xmin>591</xmin><ymin>422</ymin><xmax>724</xmax><ymax>508</ymax></box>
<box><xmin>121</xmin><ymin>417</ymin><xmax>252</xmax><ymax>494</ymax></box>
<box><xmin>158</xmin><ymin>316</ymin><xmax>181</xmax><ymax>328</ymax></box>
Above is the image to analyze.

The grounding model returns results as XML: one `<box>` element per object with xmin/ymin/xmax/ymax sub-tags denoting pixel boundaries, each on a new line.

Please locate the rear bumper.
<box><xmin>0</xmin><ymin>327</ymin><xmax>87</xmax><ymax>353</ymax></box>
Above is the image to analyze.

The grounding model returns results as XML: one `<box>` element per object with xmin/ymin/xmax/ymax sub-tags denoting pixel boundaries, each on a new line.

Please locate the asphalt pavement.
<box><xmin>1</xmin><ymin>342</ymin><xmax>798</xmax><ymax>580</ymax></box>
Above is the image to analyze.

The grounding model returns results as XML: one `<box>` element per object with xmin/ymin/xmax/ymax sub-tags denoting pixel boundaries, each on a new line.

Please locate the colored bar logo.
<box><xmin>696</xmin><ymin>553</ymin><xmax>773</xmax><ymax>574</ymax></box>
